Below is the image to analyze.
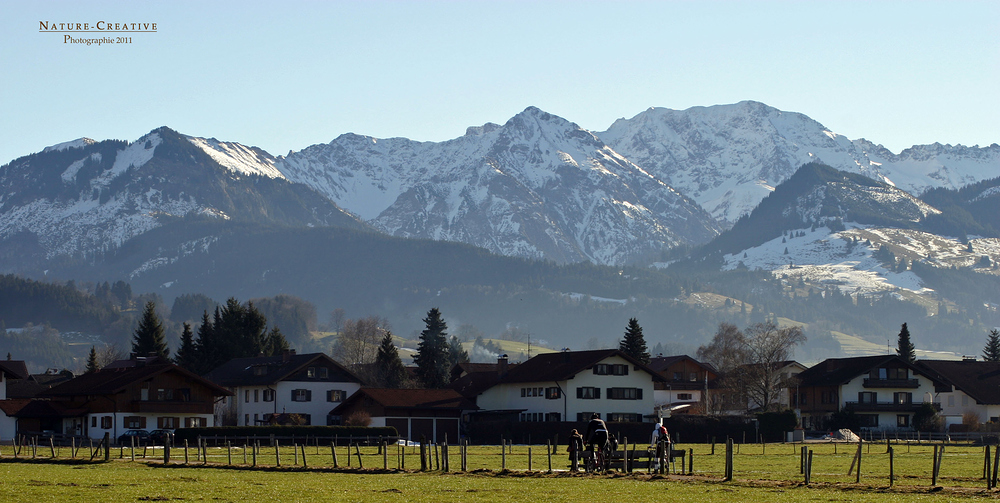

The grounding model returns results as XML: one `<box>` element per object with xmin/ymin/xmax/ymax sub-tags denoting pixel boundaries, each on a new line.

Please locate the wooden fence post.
<box><xmin>355</xmin><ymin>443</ymin><xmax>364</xmax><ymax>469</ymax></box>
<box><xmin>889</xmin><ymin>446</ymin><xmax>894</xmax><ymax>487</ymax></box>
<box><xmin>332</xmin><ymin>442</ymin><xmax>338</xmax><ymax>468</ymax></box>
<box><xmin>103</xmin><ymin>433</ymin><xmax>110</xmax><ymax>462</ymax></box>
<box><xmin>301</xmin><ymin>444</ymin><xmax>307</xmax><ymax>469</ymax></box>
<box><xmin>932</xmin><ymin>445</ymin><xmax>939</xmax><ymax>486</ymax></box>
<box><xmin>724</xmin><ymin>438</ymin><xmax>733</xmax><ymax>481</ymax></box>
<box><xmin>547</xmin><ymin>440</ymin><xmax>552</xmax><ymax>473</ymax></box>
<box><xmin>275</xmin><ymin>439</ymin><xmax>281</xmax><ymax>467</ymax></box>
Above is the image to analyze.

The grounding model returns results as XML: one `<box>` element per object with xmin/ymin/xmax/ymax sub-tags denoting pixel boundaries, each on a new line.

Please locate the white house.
<box><xmin>204</xmin><ymin>351</ymin><xmax>363</xmax><ymax>426</ymax></box>
<box><xmin>0</xmin><ymin>359</ymin><xmax>29</xmax><ymax>439</ymax></box>
<box><xmin>918</xmin><ymin>359</ymin><xmax>1000</xmax><ymax>429</ymax></box>
<box><xmin>795</xmin><ymin>355</ymin><xmax>943</xmax><ymax>431</ymax></box>
<box><xmin>475</xmin><ymin>350</ymin><xmax>665</xmax><ymax>423</ymax></box>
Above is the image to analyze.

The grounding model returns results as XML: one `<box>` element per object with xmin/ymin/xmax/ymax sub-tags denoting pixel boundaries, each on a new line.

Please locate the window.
<box><xmin>263</xmin><ymin>389</ymin><xmax>275</xmax><ymax>402</ymax></box>
<box><xmin>125</xmin><ymin>416</ymin><xmax>146</xmax><ymax>429</ymax></box>
<box><xmin>577</xmin><ymin>387</ymin><xmax>600</xmax><ymax>399</ymax></box>
<box><xmin>545</xmin><ymin>387</ymin><xmax>561</xmax><ymax>399</ymax></box>
<box><xmin>858</xmin><ymin>392</ymin><xmax>877</xmax><ymax>404</ymax></box>
<box><xmin>677</xmin><ymin>393</ymin><xmax>693</xmax><ymax>401</ymax></box>
<box><xmin>178</xmin><ymin>388</ymin><xmax>191</xmax><ymax>402</ymax></box>
<box><xmin>254</xmin><ymin>389</ymin><xmax>259</xmax><ymax>402</ymax></box>
<box><xmin>185</xmin><ymin>417</ymin><xmax>207</xmax><ymax>428</ymax></box>
<box><xmin>245</xmin><ymin>390</ymin><xmax>250</xmax><ymax>403</ymax></box>
<box><xmin>158</xmin><ymin>417</ymin><xmax>178</xmax><ymax>429</ymax></box>
<box><xmin>254</xmin><ymin>413</ymin><xmax>259</xmax><ymax>424</ymax></box>
<box><xmin>897</xmin><ymin>415</ymin><xmax>910</xmax><ymax>428</ymax></box>
<box><xmin>157</xmin><ymin>388</ymin><xmax>173</xmax><ymax>401</ymax></box>
<box><xmin>100</xmin><ymin>416</ymin><xmax>113</xmax><ymax>429</ymax></box>
<box><xmin>292</xmin><ymin>389</ymin><xmax>312</xmax><ymax>402</ymax></box>
<box><xmin>858</xmin><ymin>414</ymin><xmax>879</xmax><ymax>427</ymax></box>
<box><xmin>963</xmin><ymin>395</ymin><xmax>969</xmax><ymax>407</ymax></box>
<box><xmin>689</xmin><ymin>373</ymin><xmax>698</xmax><ymax>382</ymax></box>
<box><xmin>307</xmin><ymin>367</ymin><xmax>316</xmax><ymax>378</ymax></box>
<box><xmin>244</xmin><ymin>414</ymin><xmax>249</xmax><ymax>426</ymax></box>
<box><xmin>327</xmin><ymin>389</ymin><xmax>345</xmax><ymax>402</ymax></box>
<box><xmin>577</xmin><ymin>412</ymin><xmax>599</xmax><ymax>421</ymax></box>
<box><xmin>319</xmin><ymin>367</ymin><xmax>329</xmax><ymax>379</ymax></box>
<box><xmin>948</xmin><ymin>395</ymin><xmax>955</xmax><ymax>407</ymax></box>
<box><xmin>91</xmin><ymin>416</ymin><xmax>97</xmax><ymax>428</ymax></box>
<box><xmin>673</xmin><ymin>372</ymin><xmax>683</xmax><ymax>380</ymax></box>
<box><xmin>594</xmin><ymin>364</ymin><xmax>628</xmax><ymax>376</ymax></box>
<box><xmin>893</xmin><ymin>392</ymin><xmax>912</xmax><ymax>405</ymax></box>
<box><xmin>607</xmin><ymin>387</ymin><xmax>642</xmax><ymax>400</ymax></box>
<box><xmin>545</xmin><ymin>412</ymin><xmax>561</xmax><ymax>422</ymax></box>
<box><xmin>252</xmin><ymin>365</ymin><xmax>268</xmax><ymax>376</ymax></box>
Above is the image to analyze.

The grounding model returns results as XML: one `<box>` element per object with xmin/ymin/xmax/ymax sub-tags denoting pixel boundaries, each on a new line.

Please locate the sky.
<box><xmin>1</xmin><ymin>1</ymin><xmax>998</xmax><ymax>166</ymax></box>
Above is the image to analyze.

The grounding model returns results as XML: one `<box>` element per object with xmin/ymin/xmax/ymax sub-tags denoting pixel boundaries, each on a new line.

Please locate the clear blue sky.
<box><xmin>2</xmin><ymin>0</ymin><xmax>997</xmax><ymax>166</ymax></box>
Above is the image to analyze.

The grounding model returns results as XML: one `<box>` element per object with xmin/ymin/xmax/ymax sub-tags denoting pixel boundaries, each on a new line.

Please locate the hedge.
<box><xmin>173</xmin><ymin>425</ymin><xmax>397</xmax><ymax>443</ymax></box>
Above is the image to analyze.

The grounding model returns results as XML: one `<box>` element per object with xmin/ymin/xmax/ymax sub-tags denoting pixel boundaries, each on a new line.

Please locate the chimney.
<box><xmin>497</xmin><ymin>354</ymin><xmax>509</xmax><ymax>378</ymax></box>
<box><xmin>282</xmin><ymin>349</ymin><xmax>296</xmax><ymax>363</ymax></box>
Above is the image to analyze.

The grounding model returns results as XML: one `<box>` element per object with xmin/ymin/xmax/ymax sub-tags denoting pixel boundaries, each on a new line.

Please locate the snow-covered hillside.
<box><xmin>277</xmin><ymin>106</ymin><xmax>721</xmax><ymax>264</ymax></box>
<box><xmin>719</xmin><ymin>224</ymin><xmax>999</xmax><ymax>297</ymax></box>
<box><xmin>600</xmin><ymin>101</ymin><xmax>1000</xmax><ymax>223</ymax></box>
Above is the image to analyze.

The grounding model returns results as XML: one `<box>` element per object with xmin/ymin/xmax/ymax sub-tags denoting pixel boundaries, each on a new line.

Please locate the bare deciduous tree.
<box><xmin>697</xmin><ymin>320</ymin><xmax>805</xmax><ymax>413</ymax></box>
<box><xmin>331</xmin><ymin>315</ymin><xmax>390</xmax><ymax>382</ymax></box>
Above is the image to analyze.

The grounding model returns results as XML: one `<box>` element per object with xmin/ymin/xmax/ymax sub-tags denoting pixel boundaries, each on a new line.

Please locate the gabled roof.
<box><xmin>203</xmin><ymin>352</ymin><xmax>362</xmax><ymax>387</ymax></box>
<box><xmin>331</xmin><ymin>388</ymin><xmax>478</xmax><ymax>415</ymax></box>
<box><xmin>0</xmin><ymin>360</ymin><xmax>29</xmax><ymax>380</ymax></box>
<box><xmin>796</xmin><ymin>355</ymin><xmax>939</xmax><ymax>388</ymax></box>
<box><xmin>495</xmin><ymin>349</ymin><xmax>667</xmax><ymax>384</ymax></box>
<box><xmin>647</xmin><ymin>355</ymin><xmax>718</xmax><ymax>375</ymax></box>
<box><xmin>11</xmin><ymin>399</ymin><xmax>88</xmax><ymax>418</ymax></box>
<box><xmin>917</xmin><ymin>360</ymin><xmax>1000</xmax><ymax>405</ymax></box>
<box><xmin>7</xmin><ymin>370</ymin><xmax>76</xmax><ymax>399</ymax></box>
<box><xmin>0</xmin><ymin>399</ymin><xmax>30</xmax><ymax>416</ymax></box>
<box><xmin>40</xmin><ymin>359</ymin><xmax>232</xmax><ymax>397</ymax></box>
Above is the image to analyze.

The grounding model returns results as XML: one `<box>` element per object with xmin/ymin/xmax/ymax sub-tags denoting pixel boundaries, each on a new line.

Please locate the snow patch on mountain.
<box><xmin>43</xmin><ymin>138</ymin><xmax>95</xmax><ymax>153</ymax></box>
<box><xmin>721</xmin><ymin>224</ymin><xmax>1000</xmax><ymax>298</ymax></box>
<box><xmin>188</xmin><ymin>137</ymin><xmax>284</xmax><ymax>179</ymax></box>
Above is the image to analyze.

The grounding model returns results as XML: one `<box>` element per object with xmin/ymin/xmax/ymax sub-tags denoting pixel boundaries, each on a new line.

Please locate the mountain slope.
<box><xmin>600</xmin><ymin>101</ymin><xmax>1000</xmax><ymax>223</ymax></box>
<box><xmin>277</xmin><ymin>106</ymin><xmax>721</xmax><ymax>265</ymax></box>
<box><xmin>0</xmin><ymin>127</ymin><xmax>366</xmax><ymax>271</ymax></box>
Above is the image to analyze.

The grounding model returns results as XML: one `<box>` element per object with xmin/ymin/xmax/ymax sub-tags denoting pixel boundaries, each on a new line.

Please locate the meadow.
<box><xmin>2</xmin><ymin>441</ymin><xmax>1000</xmax><ymax>501</ymax></box>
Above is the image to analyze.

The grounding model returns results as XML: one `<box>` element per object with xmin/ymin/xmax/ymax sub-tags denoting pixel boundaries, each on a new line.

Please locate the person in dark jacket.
<box><xmin>585</xmin><ymin>413</ymin><xmax>609</xmax><ymax>451</ymax></box>
<box><xmin>567</xmin><ymin>429</ymin><xmax>584</xmax><ymax>470</ymax></box>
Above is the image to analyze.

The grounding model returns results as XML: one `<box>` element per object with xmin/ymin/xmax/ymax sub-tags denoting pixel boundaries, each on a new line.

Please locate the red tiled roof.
<box><xmin>0</xmin><ymin>399</ymin><xmax>30</xmax><ymax>416</ymax></box>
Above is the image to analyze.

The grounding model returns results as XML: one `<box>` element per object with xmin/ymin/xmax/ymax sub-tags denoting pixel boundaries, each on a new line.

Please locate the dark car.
<box><xmin>118</xmin><ymin>429</ymin><xmax>151</xmax><ymax>446</ymax></box>
<box><xmin>149</xmin><ymin>429</ymin><xmax>174</xmax><ymax>445</ymax></box>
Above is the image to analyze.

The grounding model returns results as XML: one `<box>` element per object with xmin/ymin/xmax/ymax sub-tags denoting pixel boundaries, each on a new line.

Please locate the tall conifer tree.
<box><xmin>85</xmin><ymin>346</ymin><xmax>99</xmax><ymax>373</ymax></box>
<box><xmin>374</xmin><ymin>331</ymin><xmax>407</xmax><ymax>388</ymax></box>
<box><xmin>619</xmin><ymin>317</ymin><xmax>650</xmax><ymax>364</ymax></box>
<box><xmin>414</xmin><ymin>307</ymin><xmax>450</xmax><ymax>388</ymax></box>
<box><xmin>896</xmin><ymin>322</ymin><xmax>916</xmax><ymax>363</ymax></box>
<box><xmin>132</xmin><ymin>301</ymin><xmax>169</xmax><ymax>359</ymax></box>
<box><xmin>983</xmin><ymin>329</ymin><xmax>1000</xmax><ymax>362</ymax></box>
<box><xmin>175</xmin><ymin>322</ymin><xmax>197</xmax><ymax>370</ymax></box>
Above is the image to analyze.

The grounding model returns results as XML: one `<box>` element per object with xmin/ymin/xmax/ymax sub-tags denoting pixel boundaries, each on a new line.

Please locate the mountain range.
<box><xmin>1</xmin><ymin>101</ymin><xmax>998</xmax><ymax>359</ymax></box>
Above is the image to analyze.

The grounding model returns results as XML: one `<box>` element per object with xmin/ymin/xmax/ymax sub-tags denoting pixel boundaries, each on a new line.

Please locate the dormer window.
<box><xmin>252</xmin><ymin>365</ymin><xmax>268</xmax><ymax>376</ymax></box>
<box><xmin>307</xmin><ymin>367</ymin><xmax>316</xmax><ymax>378</ymax></box>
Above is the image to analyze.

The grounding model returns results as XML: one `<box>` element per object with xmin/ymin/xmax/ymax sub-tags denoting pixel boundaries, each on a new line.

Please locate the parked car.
<box><xmin>117</xmin><ymin>429</ymin><xmax>151</xmax><ymax>446</ymax></box>
<box><xmin>149</xmin><ymin>429</ymin><xmax>174</xmax><ymax>445</ymax></box>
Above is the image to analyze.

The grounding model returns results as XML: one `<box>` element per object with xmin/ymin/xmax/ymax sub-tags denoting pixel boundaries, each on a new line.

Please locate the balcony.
<box><xmin>132</xmin><ymin>401</ymin><xmax>214</xmax><ymax>414</ymax></box>
<box><xmin>863</xmin><ymin>378</ymin><xmax>919</xmax><ymax>389</ymax></box>
<box><xmin>844</xmin><ymin>401</ymin><xmax>940</xmax><ymax>413</ymax></box>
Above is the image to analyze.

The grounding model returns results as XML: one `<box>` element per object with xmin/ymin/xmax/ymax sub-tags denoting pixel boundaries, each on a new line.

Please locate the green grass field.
<box><xmin>3</xmin><ymin>441</ymin><xmax>999</xmax><ymax>501</ymax></box>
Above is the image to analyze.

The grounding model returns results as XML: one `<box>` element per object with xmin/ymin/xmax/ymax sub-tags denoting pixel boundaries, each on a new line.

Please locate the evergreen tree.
<box><xmin>448</xmin><ymin>336</ymin><xmax>470</xmax><ymax>369</ymax></box>
<box><xmin>374</xmin><ymin>331</ymin><xmax>407</xmax><ymax>388</ymax></box>
<box><xmin>619</xmin><ymin>317</ymin><xmax>650</xmax><ymax>364</ymax></box>
<box><xmin>175</xmin><ymin>322</ymin><xmax>197</xmax><ymax>370</ymax></box>
<box><xmin>896</xmin><ymin>322</ymin><xmax>916</xmax><ymax>363</ymax></box>
<box><xmin>85</xmin><ymin>345</ymin><xmax>99</xmax><ymax>373</ymax></box>
<box><xmin>414</xmin><ymin>307</ymin><xmax>450</xmax><ymax>388</ymax></box>
<box><xmin>131</xmin><ymin>301</ymin><xmax>169</xmax><ymax>359</ymax></box>
<box><xmin>194</xmin><ymin>310</ymin><xmax>214</xmax><ymax>374</ymax></box>
<box><xmin>983</xmin><ymin>329</ymin><xmax>1000</xmax><ymax>362</ymax></box>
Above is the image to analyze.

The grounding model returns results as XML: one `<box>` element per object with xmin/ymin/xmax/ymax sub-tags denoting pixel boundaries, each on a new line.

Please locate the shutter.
<box><xmin>577</xmin><ymin>387</ymin><xmax>583</xmax><ymax>399</ymax></box>
<box><xmin>327</xmin><ymin>390</ymin><xmax>333</xmax><ymax>402</ymax></box>
<box><xmin>140</xmin><ymin>417</ymin><xmax>147</xmax><ymax>428</ymax></box>
<box><xmin>607</xmin><ymin>388</ymin><xmax>612</xmax><ymax>399</ymax></box>
<box><xmin>292</xmin><ymin>389</ymin><xmax>298</xmax><ymax>401</ymax></box>
<box><xmin>636</xmin><ymin>388</ymin><xmax>643</xmax><ymax>400</ymax></box>
<box><xmin>595</xmin><ymin>387</ymin><xmax>601</xmax><ymax>399</ymax></box>
<box><xmin>623</xmin><ymin>365</ymin><xmax>629</xmax><ymax>375</ymax></box>
<box><xmin>306</xmin><ymin>390</ymin><xmax>312</xmax><ymax>401</ymax></box>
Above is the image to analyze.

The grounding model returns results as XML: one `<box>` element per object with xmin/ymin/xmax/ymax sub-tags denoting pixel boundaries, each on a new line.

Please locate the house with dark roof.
<box><xmin>795</xmin><ymin>355</ymin><xmax>943</xmax><ymax>431</ymax></box>
<box><xmin>203</xmin><ymin>351</ymin><xmax>363</xmax><ymax>426</ymax></box>
<box><xmin>475</xmin><ymin>349</ymin><xmax>666</xmax><ymax>423</ymax></box>
<box><xmin>330</xmin><ymin>388</ymin><xmax>477</xmax><ymax>443</ymax></box>
<box><xmin>647</xmin><ymin>355</ymin><xmax>716</xmax><ymax>414</ymax></box>
<box><xmin>0</xmin><ymin>358</ymin><xmax>29</xmax><ymax>438</ymax></box>
<box><xmin>917</xmin><ymin>359</ymin><xmax>1000</xmax><ymax>429</ymax></box>
<box><xmin>30</xmin><ymin>356</ymin><xmax>231</xmax><ymax>441</ymax></box>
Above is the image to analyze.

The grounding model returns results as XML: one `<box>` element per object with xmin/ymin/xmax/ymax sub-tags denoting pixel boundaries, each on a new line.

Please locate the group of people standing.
<box><xmin>565</xmin><ymin>414</ymin><xmax>671</xmax><ymax>471</ymax></box>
